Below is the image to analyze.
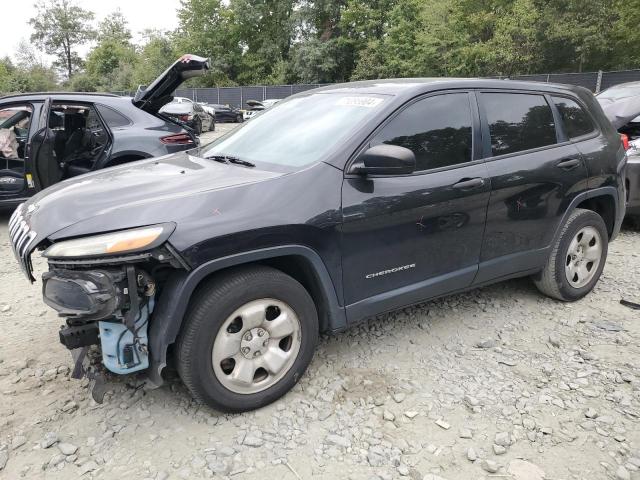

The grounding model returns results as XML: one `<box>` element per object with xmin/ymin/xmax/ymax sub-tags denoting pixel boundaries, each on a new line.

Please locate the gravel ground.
<box><xmin>1</xmin><ymin>125</ymin><xmax>639</xmax><ymax>479</ymax></box>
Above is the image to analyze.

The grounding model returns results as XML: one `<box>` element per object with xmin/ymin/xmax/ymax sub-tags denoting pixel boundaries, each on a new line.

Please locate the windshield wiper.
<box><xmin>206</xmin><ymin>154</ymin><xmax>255</xmax><ymax>168</ymax></box>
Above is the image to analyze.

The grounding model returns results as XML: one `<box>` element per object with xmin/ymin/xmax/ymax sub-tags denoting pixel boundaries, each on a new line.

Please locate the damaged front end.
<box><xmin>47</xmin><ymin>265</ymin><xmax>159</xmax><ymax>402</ymax></box>
<box><xmin>10</xmin><ymin>213</ymin><xmax>187</xmax><ymax>401</ymax></box>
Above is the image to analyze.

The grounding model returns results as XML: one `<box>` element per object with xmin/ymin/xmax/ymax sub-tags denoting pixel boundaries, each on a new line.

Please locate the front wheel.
<box><xmin>533</xmin><ymin>208</ymin><xmax>608</xmax><ymax>301</ymax></box>
<box><xmin>176</xmin><ymin>266</ymin><xmax>318</xmax><ymax>412</ymax></box>
<box><xmin>236</xmin><ymin>114</ymin><xmax>243</xmax><ymax>123</ymax></box>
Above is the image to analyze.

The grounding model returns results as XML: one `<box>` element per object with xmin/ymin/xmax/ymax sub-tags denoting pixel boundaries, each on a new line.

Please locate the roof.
<box><xmin>313</xmin><ymin>77</ymin><xmax>582</xmax><ymax>97</ymax></box>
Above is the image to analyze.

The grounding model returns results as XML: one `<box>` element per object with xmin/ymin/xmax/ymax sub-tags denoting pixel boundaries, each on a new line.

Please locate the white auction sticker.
<box><xmin>336</xmin><ymin>96</ymin><xmax>383</xmax><ymax>108</ymax></box>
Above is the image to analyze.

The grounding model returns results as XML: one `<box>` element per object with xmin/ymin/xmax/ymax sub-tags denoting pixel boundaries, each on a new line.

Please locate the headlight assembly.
<box><xmin>43</xmin><ymin>224</ymin><xmax>175</xmax><ymax>259</ymax></box>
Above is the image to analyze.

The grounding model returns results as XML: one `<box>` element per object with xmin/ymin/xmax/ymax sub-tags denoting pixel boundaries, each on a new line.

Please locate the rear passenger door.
<box><xmin>474</xmin><ymin>91</ymin><xmax>589</xmax><ymax>284</ymax></box>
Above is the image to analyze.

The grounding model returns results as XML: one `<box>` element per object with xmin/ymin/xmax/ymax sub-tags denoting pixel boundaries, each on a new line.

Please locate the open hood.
<box><xmin>245</xmin><ymin>99</ymin><xmax>264</xmax><ymax>107</ymax></box>
<box><xmin>598</xmin><ymin>95</ymin><xmax>640</xmax><ymax>130</ymax></box>
<box><xmin>133</xmin><ymin>54</ymin><xmax>209</xmax><ymax>114</ymax></box>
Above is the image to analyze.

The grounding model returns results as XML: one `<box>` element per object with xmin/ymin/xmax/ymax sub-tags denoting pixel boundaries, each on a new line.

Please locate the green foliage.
<box><xmin>29</xmin><ymin>0</ymin><xmax>96</xmax><ymax>79</ymax></box>
<box><xmin>68</xmin><ymin>73</ymin><xmax>98</xmax><ymax>92</ymax></box>
<box><xmin>131</xmin><ymin>30</ymin><xmax>179</xmax><ymax>87</ymax></box>
<box><xmin>98</xmin><ymin>9</ymin><xmax>132</xmax><ymax>43</ymax></box>
<box><xmin>10</xmin><ymin>0</ymin><xmax>640</xmax><ymax>93</ymax></box>
<box><xmin>0</xmin><ymin>52</ymin><xmax>58</xmax><ymax>95</ymax></box>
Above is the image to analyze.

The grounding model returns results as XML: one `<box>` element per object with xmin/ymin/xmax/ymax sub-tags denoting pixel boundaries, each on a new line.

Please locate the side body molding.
<box><xmin>146</xmin><ymin>245</ymin><xmax>346</xmax><ymax>386</ymax></box>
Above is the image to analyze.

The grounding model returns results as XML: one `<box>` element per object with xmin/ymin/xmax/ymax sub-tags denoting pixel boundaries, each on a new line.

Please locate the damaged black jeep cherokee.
<box><xmin>10</xmin><ymin>79</ymin><xmax>627</xmax><ymax>412</ymax></box>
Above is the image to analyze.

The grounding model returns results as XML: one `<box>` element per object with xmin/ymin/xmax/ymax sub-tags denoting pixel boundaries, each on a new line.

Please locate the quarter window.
<box><xmin>371</xmin><ymin>93</ymin><xmax>473</xmax><ymax>171</ymax></box>
<box><xmin>96</xmin><ymin>105</ymin><xmax>131</xmax><ymax>127</ymax></box>
<box><xmin>552</xmin><ymin>96</ymin><xmax>594</xmax><ymax>138</ymax></box>
<box><xmin>482</xmin><ymin>93</ymin><xmax>557</xmax><ymax>156</ymax></box>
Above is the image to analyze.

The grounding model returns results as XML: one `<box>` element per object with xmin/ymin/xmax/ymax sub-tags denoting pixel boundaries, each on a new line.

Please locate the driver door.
<box><xmin>341</xmin><ymin>92</ymin><xmax>491</xmax><ymax>322</ymax></box>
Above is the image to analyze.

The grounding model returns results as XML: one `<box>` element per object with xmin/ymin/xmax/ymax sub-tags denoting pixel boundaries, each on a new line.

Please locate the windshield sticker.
<box><xmin>336</xmin><ymin>96</ymin><xmax>383</xmax><ymax>108</ymax></box>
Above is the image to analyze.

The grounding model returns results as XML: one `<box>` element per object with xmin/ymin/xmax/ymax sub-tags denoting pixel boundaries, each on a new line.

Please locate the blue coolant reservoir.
<box><xmin>98</xmin><ymin>298</ymin><xmax>154</xmax><ymax>374</ymax></box>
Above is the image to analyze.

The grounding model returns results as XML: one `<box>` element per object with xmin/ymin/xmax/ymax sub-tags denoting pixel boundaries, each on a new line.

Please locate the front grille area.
<box><xmin>8</xmin><ymin>204</ymin><xmax>37</xmax><ymax>281</ymax></box>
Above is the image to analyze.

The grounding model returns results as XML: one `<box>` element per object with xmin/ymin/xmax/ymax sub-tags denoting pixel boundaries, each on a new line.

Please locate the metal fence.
<box><xmin>171</xmin><ymin>84</ymin><xmax>326</xmax><ymax>109</ymax></box>
<box><xmin>116</xmin><ymin>69</ymin><xmax>640</xmax><ymax>108</ymax></box>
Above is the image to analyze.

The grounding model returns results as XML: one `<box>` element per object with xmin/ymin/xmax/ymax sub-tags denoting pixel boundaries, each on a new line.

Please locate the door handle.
<box><xmin>557</xmin><ymin>158</ymin><xmax>581</xmax><ymax>170</ymax></box>
<box><xmin>453</xmin><ymin>177</ymin><xmax>485</xmax><ymax>190</ymax></box>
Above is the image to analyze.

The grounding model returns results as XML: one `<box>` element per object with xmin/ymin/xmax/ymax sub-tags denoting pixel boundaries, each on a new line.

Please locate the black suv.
<box><xmin>9</xmin><ymin>79</ymin><xmax>627</xmax><ymax>412</ymax></box>
<box><xmin>0</xmin><ymin>55</ymin><xmax>209</xmax><ymax>207</ymax></box>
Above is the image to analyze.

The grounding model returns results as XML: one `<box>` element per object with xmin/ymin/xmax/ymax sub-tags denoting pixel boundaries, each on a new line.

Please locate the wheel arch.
<box><xmin>146</xmin><ymin>245</ymin><xmax>346</xmax><ymax>387</ymax></box>
<box><xmin>553</xmin><ymin>187</ymin><xmax>621</xmax><ymax>244</ymax></box>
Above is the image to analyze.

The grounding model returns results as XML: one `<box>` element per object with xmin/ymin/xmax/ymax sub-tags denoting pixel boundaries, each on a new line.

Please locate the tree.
<box><xmin>611</xmin><ymin>0</ymin><xmax>640</xmax><ymax>69</ymax></box>
<box><xmin>98</xmin><ymin>9</ymin><xmax>132</xmax><ymax>43</ymax></box>
<box><xmin>485</xmin><ymin>0</ymin><xmax>542</xmax><ymax>76</ymax></box>
<box><xmin>289</xmin><ymin>38</ymin><xmax>339</xmax><ymax>83</ymax></box>
<box><xmin>29</xmin><ymin>0</ymin><xmax>96</xmax><ymax>79</ymax></box>
<box><xmin>0</xmin><ymin>57</ymin><xmax>15</xmax><ymax>93</ymax></box>
<box><xmin>84</xmin><ymin>40</ymin><xmax>137</xmax><ymax>90</ymax></box>
<box><xmin>175</xmin><ymin>0</ymin><xmax>241</xmax><ymax>85</ymax></box>
<box><xmin>131</xmin><ymin>30</ymin><xmax>178</xmax><ymax>87</ymax></box>
<box><xmin>231</xmin><ymin>0</ymin><xmax>297</xmax><ymax>84</ymax></box>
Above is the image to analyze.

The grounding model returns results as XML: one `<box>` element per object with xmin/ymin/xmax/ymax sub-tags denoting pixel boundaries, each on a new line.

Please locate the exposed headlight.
<box><xmin>43</xmin><ymin>224</ymin><xmax>175</xmax><ymax>259</ymax></box>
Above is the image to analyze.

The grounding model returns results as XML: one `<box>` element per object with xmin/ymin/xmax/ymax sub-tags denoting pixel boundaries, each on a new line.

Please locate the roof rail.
<box><xmin>0</xmin><ymin>91</ymin><xmax>119</xmax><ymax>100</ymax></box>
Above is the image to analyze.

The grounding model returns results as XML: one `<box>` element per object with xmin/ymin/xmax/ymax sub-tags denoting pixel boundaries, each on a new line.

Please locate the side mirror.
<box><xmin>352</xmin><ymin>144</ymin><xmax>416</xmax><ymax>176</ymax></box>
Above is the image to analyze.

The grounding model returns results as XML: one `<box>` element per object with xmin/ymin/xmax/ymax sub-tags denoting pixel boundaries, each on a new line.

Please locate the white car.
<box><xmin>242</xmin><ymin>99</ymin><xmax>281</xmax><ymax>121</ymax></box>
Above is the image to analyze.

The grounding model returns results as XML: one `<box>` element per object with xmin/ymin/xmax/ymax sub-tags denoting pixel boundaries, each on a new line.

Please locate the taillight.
<box><xmin>179</xmin><ymin>114</ymin><xmax>190</xmax><ymax>122</ymax></box>
<box><xmin>160</xmin><ymin>133</ymin><xmax>194</xmax><ymax>145</ymax></box>
<box><xmin>621</xmin><ymin>133</ymin><xmax>630</xmax><ymax>151</ymax></box>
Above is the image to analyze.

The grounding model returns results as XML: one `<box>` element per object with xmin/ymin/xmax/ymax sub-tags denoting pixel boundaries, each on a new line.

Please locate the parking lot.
<box><xmin>0</xmin><ymin>120</ymin><xmax>639</xmax><ymax>479</ymax></box>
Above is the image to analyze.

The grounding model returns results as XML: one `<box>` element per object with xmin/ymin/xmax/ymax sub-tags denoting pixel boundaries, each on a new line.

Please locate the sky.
<box><xmin>0</xmin><ymin>0</ymin><xmax>182</xmax><ymax>61</ymax></box>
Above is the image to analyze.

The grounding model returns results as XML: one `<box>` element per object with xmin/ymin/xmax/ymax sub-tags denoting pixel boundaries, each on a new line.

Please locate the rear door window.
<box><xmin>481</xmin><ymin>93</ymin><xmax>557</xmax><ymax>156</ymax></box>
<box><xmin>552</xmin><ymin>96</ymin><xmax>595</xmax><ymax>138</ymax></box>
<box><xmin>370</xmin><ymin>93</ymin><xmax>473</xmax><ymax>172</ymax></box>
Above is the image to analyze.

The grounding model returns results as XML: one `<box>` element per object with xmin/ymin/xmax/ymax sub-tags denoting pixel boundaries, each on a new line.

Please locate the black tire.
<box><xmin>176</xmin><ymin>266</ymin><xmax>318</xmax><ymax>412</ymax></box>
<box><xmin>533</xmin><ymin>208</ymin><xmax>608</xmax><ymax>301</ymax></box>
<box><xmin>236</xmin><ymin>114</ymin><xmax>243</xmax><ymax>123</ymax></box>
<box><xmin>194</xmin><ymin>119</ymin><xmax>202</xmax><ymax>135</ymax></box>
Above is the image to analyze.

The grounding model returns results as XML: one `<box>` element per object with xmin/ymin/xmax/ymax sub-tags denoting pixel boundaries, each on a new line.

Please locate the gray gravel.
<box><xmin>0</xmin><ymin>123</ymin><xmax>639</xmax><ymax>479</ymax></box>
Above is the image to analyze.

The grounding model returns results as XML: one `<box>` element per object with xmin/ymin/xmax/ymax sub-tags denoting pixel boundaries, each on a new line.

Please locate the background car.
<box><xmin>242</xmin><ymin>98</ymin><xmax>281</xmax><ymax>120</ymax></box>
<box><xmin>596</xmin><ymin>82</ymin><xmax>640</xmax><ymax>225</ymax></box>
<box><xmin>160</xmin><ymin>98</ymin><xmax>215</xmax><ymax>134</ymax></box>
<box><xmin>207</xmin><ymin>103</ymin><xmax>243</xmax><ymax>123</ymax></box>
<box><xmin>0</xmin><ymin>54</ymin><xmax>209</xmax><ymax>208</ymax></box>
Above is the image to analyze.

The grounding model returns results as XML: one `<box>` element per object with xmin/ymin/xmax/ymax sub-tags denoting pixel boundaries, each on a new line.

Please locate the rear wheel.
<box><xmin>176</xmin><ymin>266</ymin><xmax>318</xmax><ymax>412</ymax></box>
<box><xmin>533</xmin><ymin>208</ymin><xmax>608</xmax><ymax>301</ymax></box>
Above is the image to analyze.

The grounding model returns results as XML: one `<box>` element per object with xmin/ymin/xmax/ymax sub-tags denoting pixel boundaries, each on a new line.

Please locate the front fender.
<box><xmin>146</xmin><ymin>244</ymin><xmax>346</xmax><ymax>387</ymax></box>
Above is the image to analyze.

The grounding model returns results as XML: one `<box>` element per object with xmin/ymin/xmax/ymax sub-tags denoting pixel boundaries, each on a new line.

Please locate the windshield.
<box><xmin>201</xmin><ymin>92</ymin><xmax>388</xmax><ymax>169</ymax></box>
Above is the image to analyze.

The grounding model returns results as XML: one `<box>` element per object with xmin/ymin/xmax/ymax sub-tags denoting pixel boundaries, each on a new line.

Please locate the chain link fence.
<box><xmin>113</xmin><ymin>69</ymin><xmax>640</xmax><ymax>108</ymax></box>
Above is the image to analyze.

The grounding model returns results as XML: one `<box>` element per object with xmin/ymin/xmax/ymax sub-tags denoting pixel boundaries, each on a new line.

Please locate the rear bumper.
<box><xmin>626</xmin><ymin>155</ymin><xmax>640</xmax><ymax>217</ymax></box>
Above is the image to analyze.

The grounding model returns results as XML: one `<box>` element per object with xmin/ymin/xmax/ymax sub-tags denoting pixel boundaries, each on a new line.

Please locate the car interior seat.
<box><xmin>50</xmin><ymin>112</ymin><xmax>66</xmax><ymax>160</ymax></box>
<box><xmin>63</xmin><ymin>113</ymin><xmax>91</xmax><ymax>161</ymax></box>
